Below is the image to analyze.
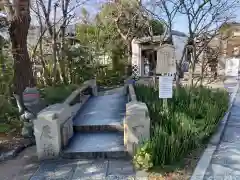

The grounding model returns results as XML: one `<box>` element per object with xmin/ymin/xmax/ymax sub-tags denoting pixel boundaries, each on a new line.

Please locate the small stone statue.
<box><xmin>15</xmin><ymin>87</ymin><xmax>46</xmax><ymax>138</ymax></box>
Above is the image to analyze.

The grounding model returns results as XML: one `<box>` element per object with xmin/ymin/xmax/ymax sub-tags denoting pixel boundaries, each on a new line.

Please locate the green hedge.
<box><xmin>133</xmin><ymin>85</ymin><xmax>229</xmax><ymax>169</ymax></box>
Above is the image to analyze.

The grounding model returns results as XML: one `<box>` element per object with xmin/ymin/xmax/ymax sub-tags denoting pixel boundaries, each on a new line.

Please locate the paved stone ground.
<box><xmin>203</xmin><ymin>80</ymin><xmax>240</xmax><ymax>179</ymax></box>
<box><xmin>30</xmin><ymin>159</ymin><xmax>138</xmax><ymax>180</ymax></box>
<box><xmin>0</xmin><ymin>145</ymin><xmax>144</xmax><ymax>180</ymax></box>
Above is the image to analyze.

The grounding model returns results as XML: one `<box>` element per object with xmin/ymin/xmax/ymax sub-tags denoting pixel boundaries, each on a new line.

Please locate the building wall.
<box><xmin>217</xmin><ymin>24</ymin><xmax>240</xmax><ymax>76</ymax></box>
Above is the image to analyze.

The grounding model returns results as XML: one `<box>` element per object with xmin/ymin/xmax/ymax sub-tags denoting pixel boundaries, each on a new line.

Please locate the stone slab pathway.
<box><xmin>73</xmin><ymin>92</ymin><xmax>127</xmax><ymax>127</ymax></box>
<box><xmin>0</xmin><ymin>145</ymin><xmax>142</xmax><ymax>180</ymax></box>
<box><xmin>64</xmin><ymin>87</ymin><xmax>127</xmax><ymax>158</ymax></box>
<box><xmin>30</xmin><ymin>159</ymin><xmax>137</xmax><ymax>180</ymax></box>
<box><xmin>203</xmin><ymin>88</ymin><xmax>240</xmax><ymax>179</ymax></box>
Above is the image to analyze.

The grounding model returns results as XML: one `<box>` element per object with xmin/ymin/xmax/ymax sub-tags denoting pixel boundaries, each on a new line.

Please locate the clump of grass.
<box><xmin>133</xmin><ymin>85</ymin><xmax>228</xmax><ymax>169</ymax></box>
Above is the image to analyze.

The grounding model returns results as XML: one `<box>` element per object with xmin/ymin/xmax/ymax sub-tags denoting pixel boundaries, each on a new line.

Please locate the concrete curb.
<box><xmin>190</xmin><ymin>83</ymin><xmax>239</xmax><ymax>180</ymax></box>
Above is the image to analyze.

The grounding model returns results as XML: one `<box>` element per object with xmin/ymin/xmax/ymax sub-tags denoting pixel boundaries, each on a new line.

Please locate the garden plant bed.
<box><xmin>0</xmin><ymin>134</ymin><xmax>35</xmax><ymax>162</ymax></box>
<box><xmin>133</xmin><ymin>85</ymin><xmax>229</xmax><ymax>178</ymax></box>
<box><xmin>0</xmin><ymin>121</ymin><xmax>35</xmax><ymax>162</ymax></box>
<box><xmin>148</xmin><ymin>144</ymin><xmax>206</xmax><ymax>180</ymax></box>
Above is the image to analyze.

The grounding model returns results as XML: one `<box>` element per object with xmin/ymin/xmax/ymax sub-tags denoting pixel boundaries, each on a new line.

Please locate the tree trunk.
<box><xmin>188</xmin><ymin>50</ymin><xmax>196</xmax><ymax>87</ymax></box>
<box><xmin>9</xmin><ymin>14</ymin><xmax>35</xmax><ymax>113</ymax></box>
<box><xmin>175</xmin><ymin>65</ymin><xmax>181</xmax><ymax>87</ymax></box>
<box><xmin>126</xmin><ymin>40</ymin><xmax>132</xmax><ymax>76</ymax></box>
<box><xmin>188</xmin><ymin>62</ymin><xmax>194</xmax><ymax>86</ymax></box>
<box><xmin>200</xmin><ymin>51</ymin><xmax>205</xmax><ymax>86</ymax></box>
<box><xmin>52</xmin><ymin>3</ymin><xmax>61</xmax><ymax>85</ymax></box>
<box><xmin>0</xmin><ymin>38</ymin><xmax>5</xmax><ymax>73</ymax></box>
<box><xmin>66</xmin><ymin>49</ymin><xmax>74</xmax><ymax>83</ymax></box>
<box><xmin>39</xmin><ymin>30</ymin><xmax>51</xmax><ymax>85</ymax></box>
<box><xmin>60</xmin><ymin>26</ymin><xmax>67</xmax><ymax>84</ymax></box>
<box><xmin>60</xmin><ymin>0</ymin><xmax>69</xmax><ymax>84</ymax></box>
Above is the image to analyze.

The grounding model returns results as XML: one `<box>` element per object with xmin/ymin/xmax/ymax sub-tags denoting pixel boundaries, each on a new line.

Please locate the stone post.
<box><xmin>124</xmin><ymin>87</ymin><xmax>150</xmax><ymax>156</ymax></box>
<box><xmin>34</xmin><ymin>103</ymin><xmax>72</xmax><ymax>160</ymax></box>
<box><xmin>90</xmin><ymin>79</ymin><xmax>98</xmax><ymax>96</ymax></box>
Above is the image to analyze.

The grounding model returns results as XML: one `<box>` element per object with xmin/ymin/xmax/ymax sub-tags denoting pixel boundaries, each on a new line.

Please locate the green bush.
<box><xmin>0</xmin><ymin>96</ymin><xmax>18</xmax><ymax>122</ymax></box>
<box><xmin>40</xmin><ymin>84</ymin><xmax>78</xmax><ymax>105</ymax></box>
<box><xmin>96</xmin><ymin>68</ymin><xmax>125</xmax><ymax>87</ymax></box>
<box><xmin>134</xmin><ymin>85</ymin><xmax>229</xmax><ymax>169</ymax></box>
<box><xmin>133</xmin><ymin>141</ymin><xmax>153</xmax><ymax>169</ymax></box>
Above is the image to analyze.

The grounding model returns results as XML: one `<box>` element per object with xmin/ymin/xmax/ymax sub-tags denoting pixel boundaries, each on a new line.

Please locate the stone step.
<box><xmin>73</xmin><ymin>123</ymin><xmax>124</xmax><ymax>132</ymax></box>
<box><xmin>73</xmin><ymin>112</ymin><xmax>125</xmax><ymax>132</ymax></box>
<box><xmin>61</xmin><ymin>132</ymin><xmax>129</xmax><ymax>159</ymax></box>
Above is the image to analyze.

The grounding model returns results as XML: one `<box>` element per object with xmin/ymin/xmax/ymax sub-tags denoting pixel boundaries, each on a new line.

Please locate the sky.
<box><xmin>144</xmin><ymin>0</ymin><xmax>240</xmax><ymax>34</ymax></box>
<box><xmin>30</xmin><ymin>0</ymin><xmax>105</xmax><ymax>25</ymax></box>
<box><xmin>28</xmin><ymin>0</ymin><xmax>240</xmax><ymax>34</ymax></box>
<box><xmin>173</xmin><ymin>9</ymin><xmax>240</xmax><ymax>33</ymax></box>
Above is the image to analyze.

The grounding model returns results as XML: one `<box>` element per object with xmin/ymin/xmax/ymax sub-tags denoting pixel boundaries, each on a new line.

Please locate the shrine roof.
<box><xmin>134</xmin><ymin>30</ymin><xmax>187</xmax><ymax>44</ymax></box>
<box><xmin>135</xmin><ymin>36</ymin><xmax>163</xmax><ymax>44</ymax></box>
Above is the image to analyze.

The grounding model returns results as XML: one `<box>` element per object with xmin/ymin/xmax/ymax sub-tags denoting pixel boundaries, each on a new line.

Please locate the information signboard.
<box><xmin>225</xmin><ymin>57</ymin><xmax>239</xmax><ymax>77</ymax></box>
<box><xmin>159</xmin><ymin>76</ymin><xmax>173</xmax><ymax>99</ymax></box>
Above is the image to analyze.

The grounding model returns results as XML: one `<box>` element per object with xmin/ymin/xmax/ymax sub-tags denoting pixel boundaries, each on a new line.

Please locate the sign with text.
<box><xmin>225</xmin><ymin>57</ymin><xmax>239</xmax><ymax>77</ymax></box>
<box><xmin>159</xmin><ymin>76</ymin><xmax>173</xmax><ymax>99</ymax></box>
<box><xmin>156</xmin><ymin>44</ymin><xmax>176</xmax><ymax>74</ymax></box>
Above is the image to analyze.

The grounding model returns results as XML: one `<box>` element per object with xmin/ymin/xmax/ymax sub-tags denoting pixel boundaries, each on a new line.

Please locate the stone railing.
<box><xmin>127</xmin><ymin>83</ymin><xmax>137</xmax><ymax>101</ymax></box>
<box><xmin>63</xmin><ymin>79</ymin><xmax>97</xmax><ymax>121</ymax></box>
<box><xmin>124</xmin><ymin>83</ymin><xmax>150</xmax><ymax>156</ymax></box>
<box><xmin>33</xmin><ymin>79</ymin><xmax>97</xmax><ymax>160</ymax></box>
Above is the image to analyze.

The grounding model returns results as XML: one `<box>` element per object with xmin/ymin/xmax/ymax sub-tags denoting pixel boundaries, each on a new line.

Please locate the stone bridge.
<box><xmin>34</xmin><ymin>79</ymin><xmax>150</xmax><ymax>161</ymax></box>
